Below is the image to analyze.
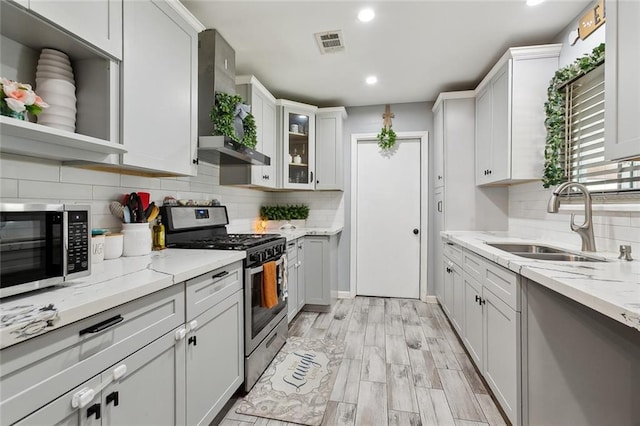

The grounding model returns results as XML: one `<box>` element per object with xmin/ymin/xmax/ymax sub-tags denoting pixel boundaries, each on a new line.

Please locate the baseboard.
<box><xmin>424</xmin><ymin>295</ymin><xmax>438</xmax><ymax>304</ymax></box>
<box><xmin>337</xmin><ymin>291</ymin><xmax>353</xmax><ymax>299</ymax></box>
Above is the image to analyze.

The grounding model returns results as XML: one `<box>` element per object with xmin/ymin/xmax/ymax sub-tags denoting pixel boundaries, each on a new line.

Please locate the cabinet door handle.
<box><xmin>438</xmin><ymin>175</ymin><xmax>442</xmax><ymax>180</ymax></box>
<box><xmin>481</xmin><ymin>298</ymin><xmax>486</xmax><ymax>305</ymax></box>
<box><xmin>475</xmin><ymin>295</ymin><xmax>480</xmax><ymax>303</ymax></box>
<box><xmin>192</xmin><ymin>158</ymin><xmax>199</xmax><ymax>165</ymax></box>
<box><xmin>188</xmin><ymin>335</ymin><xmax>197</xmax><ymax>346</ymax></box>
<box><xmin>106</xmin><ymin>391</ymin><xmax>119</xmax><ymax>407</ymax></box>
<box><xmin>79</xmin><ymin>315</ymin><xmax>123</xmax><ymax>336</ymax></box>
<box><xmin>310</xmin><ymin>171</ymin><xmax>314</xmax><ymax>184</ymax></box>
<box><xmin>437</xmin><ymin>201</ymin><xmax>443</xmax><ymax>213</ymax></box>
<box><xmin>87</xmin><ymin>403</ymin><xmax>101</xmax><ymax>420</ymax></box>
<box><xmin>212</xmin><ymin>270</ymin><xmax>229</xmax><ymax>280</ymax></box>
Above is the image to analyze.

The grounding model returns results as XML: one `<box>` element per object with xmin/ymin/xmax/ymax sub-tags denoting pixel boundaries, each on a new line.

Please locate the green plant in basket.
<box><xmin>260</xmin><ymin>204</ymin><xmax>310</xmax><ymax>221</ymax></box>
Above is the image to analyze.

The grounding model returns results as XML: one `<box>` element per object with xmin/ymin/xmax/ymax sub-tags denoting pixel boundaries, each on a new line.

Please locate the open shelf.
<box><xmin>0</xmin><ymin>116</ymin><xmax>126</xmax><ymax>162</ymax></box>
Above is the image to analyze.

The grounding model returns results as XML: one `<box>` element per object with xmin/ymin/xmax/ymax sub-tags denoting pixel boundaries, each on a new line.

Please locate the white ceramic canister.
<box><xmin>104</xmin><ymin>233</ymin><xmax>124</xmax><ymax>259</ymax></box>
<box><xmin>91</xmin><ymin>235</ymin><xmax>105</xmax><ymax>263</ymax></box>
<box><xmin>121</xmin><ymin>223</ymin><xmax>152</xmax><ymax>256</ymax></box>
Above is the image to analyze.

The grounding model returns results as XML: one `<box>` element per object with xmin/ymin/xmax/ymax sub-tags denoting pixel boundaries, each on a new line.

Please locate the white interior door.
<box><xmin>356</xmin><ymin>138</ymin><xmax>421</xmax><ymax>298</ymax></box>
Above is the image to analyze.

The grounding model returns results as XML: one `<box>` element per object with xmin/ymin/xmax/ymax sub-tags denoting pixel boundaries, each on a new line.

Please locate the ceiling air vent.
<box><xmin>314</xmin><ymin>30</ymin><xmax>345</xmax><ymax>54</ymax></box>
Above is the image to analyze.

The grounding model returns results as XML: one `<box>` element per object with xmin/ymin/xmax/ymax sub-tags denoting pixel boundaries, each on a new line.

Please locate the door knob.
<box><xmin>413</xmin><ymin>229</ymin><xmax>419</xmax><ymax>235</ymax></box>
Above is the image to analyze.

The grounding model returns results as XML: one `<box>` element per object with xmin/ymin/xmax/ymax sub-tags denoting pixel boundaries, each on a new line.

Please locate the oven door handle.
<box><xmin>247</xmin><ymin>255</ymin><xmax>284</xmax><ymax>275</ymax></box>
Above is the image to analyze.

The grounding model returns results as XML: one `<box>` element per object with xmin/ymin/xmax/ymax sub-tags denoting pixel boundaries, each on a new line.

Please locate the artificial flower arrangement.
<box><xmin>1</xmin><ymin>77</ymin><xmax>49</xmax><ymax>119</ymax></box>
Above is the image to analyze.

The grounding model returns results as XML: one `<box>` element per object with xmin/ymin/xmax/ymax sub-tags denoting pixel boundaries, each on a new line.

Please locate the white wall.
<box><xmin>508</xmin><ymin>4</ymin><xmax>640</xmax><ymax>253</ymax></box>
<box><xmin>0</xmin><ymin>153</ymin><xmax>272</xmax><ymax>230</ymax></box>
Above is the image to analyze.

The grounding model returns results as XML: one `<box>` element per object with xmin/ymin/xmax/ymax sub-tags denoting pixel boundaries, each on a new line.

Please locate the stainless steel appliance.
<box><xmin>161</xmin><ymin>205</ymin><xmax>288</xmax><ymax>392</ymax></box>
<box><xmin>0</xmin><ymin>203</ymin><xmax>91</xmax><ymax>298</ymax></box>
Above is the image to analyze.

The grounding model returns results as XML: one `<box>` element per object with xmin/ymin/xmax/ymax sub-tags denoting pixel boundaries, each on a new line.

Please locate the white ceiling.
<box><xmin>182</xmin><ymin>0</ymin><xmax>591</xmax><ymax>107</ymax></box>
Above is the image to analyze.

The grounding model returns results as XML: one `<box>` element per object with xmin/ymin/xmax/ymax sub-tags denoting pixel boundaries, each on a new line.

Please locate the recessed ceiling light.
<box><xmin>365</xmin><ymin>75</ymin><xmax>377</xmax><ymax>85</ymax></box>
<box><xmin>526</xmin><ymin>0</ymin><xmax>545</xmax><ymax>6</ymax></box>
<box><xmin>358</xmin><ymin>8</ymin><xmax>375</xmax><ymax>22</ymax></box>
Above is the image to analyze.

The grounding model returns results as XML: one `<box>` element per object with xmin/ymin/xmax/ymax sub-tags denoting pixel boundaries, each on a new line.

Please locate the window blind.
<box><xmin>565</xmin><ymin>63</ymin><xmax>640</xmax><ymax>194</ymax></box>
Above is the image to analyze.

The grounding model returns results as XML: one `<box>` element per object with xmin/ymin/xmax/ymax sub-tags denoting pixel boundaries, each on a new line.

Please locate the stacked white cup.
<box><xmin>35</xmin><ymin>48</ymin><xmax>77</xmax><ymax>132</ymax></box>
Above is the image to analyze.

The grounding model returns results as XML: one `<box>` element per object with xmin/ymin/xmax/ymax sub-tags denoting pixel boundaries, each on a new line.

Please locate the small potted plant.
<box><xmin>1</xmin><ymin>78</ymin><xmax>49</xmax><ymax>121</ymax></box>
<box><xmin>260</xmin><ymin>204</ymin><xmax>310</xmax><ymax>230</ymax></box>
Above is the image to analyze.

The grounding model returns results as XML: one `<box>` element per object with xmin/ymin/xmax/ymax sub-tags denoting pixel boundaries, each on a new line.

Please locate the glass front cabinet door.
<box><xmin>277</xmin><ymin>100</ymin><xmax>317</xmax><ymax>190</ymax></box>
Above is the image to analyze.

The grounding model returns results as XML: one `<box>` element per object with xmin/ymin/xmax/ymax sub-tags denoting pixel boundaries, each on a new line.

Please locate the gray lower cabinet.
<box><xmin>0</xmin><ymin>285</ymin><xmax>184</xmax><ymax>426</ymax></box>
<box><xmin>15</xmin><ymin>329</ymin><xmax>185</xmax><ymax>426</ymax></box>
<box><xmin>287</xmin><ymin>237</ymin><xmax>307</xmax><ymax>322</ymax></box>
<box><xmin>287</xmin><ymin>239</ymin><xmax>299</xmax><ymax>322</ymax></box>
<box><xmin>462</xmin><ymin>272</ymin><xmax>483</xmax><ymax>366</ymax></box>
<box><xmin>482</xmin><ymin>287</ymin><xmax>519</xmax><ymax>424</ymax></box>
<box><xmin>0</xmin><ymin>286</ymin><xmax>184</xmax><ymax>425</ymax></box>
<box><xmin>441</xmin><ymin>240</ymin><xmax>521</xmax><ymax>425</ymax></box>
<box><xmin>296</xmin><ymin>239</ymin><xmax>305</xmax><ymax>312</ymax></box>
<box><xmin>303</xmin><ymin>234</ymin><xmax>339</xmax><ymax>311</ymax></box>
<box><xmin>1</xmin><ymin>261</ymin><xmax>244</xmax><ymax>426</ymax></box>
<box><xmin>185</xmin><ymin>262</ymin><xmax>244</xmax><ymax>426</ymax></box>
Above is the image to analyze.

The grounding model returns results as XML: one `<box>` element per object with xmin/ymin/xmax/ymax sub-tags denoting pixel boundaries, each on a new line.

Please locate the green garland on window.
<box><xmin>377</xmin><ymin>127</ymin><xmax>397</xmax><ymax>150</ymax></box>
<box><xmin>210</xmin><ymin>92</ymin><xmax>257</xmax><ymax>148</ymax></box>
<box><xmin>542</xmin><ymin>43</ymin><xmax>605</xmax><ymax>188</ymax></box>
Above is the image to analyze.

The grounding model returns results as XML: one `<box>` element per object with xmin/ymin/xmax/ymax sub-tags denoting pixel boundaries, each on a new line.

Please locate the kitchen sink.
<box><xmin>486</xmin><ymin>242</ymin><xmax>607</xmax><ymax>262</ymax></box>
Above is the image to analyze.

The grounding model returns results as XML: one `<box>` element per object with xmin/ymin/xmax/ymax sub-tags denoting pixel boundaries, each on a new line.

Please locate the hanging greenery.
<box><xmin>542</xmin><ymin>43</ymin><xmax>605</xmax><ymax>188</ymax></box>
<box><xmin>377</xmin><ymin>104</ymin><xmax>397</xmax><ymax>150</ymax></box>
<box><xmin>210</xmin><ymin>92</ymin><xmax>257</xmax><ymax>148</ymax></box>
<box><xmin>377</xmin><ymin>127</ymin><xmax>397</xmax><ymax>150</ymax></box>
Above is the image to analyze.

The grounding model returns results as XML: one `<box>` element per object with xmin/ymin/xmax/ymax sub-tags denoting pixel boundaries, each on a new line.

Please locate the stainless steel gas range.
<box><xmin>161</xmin><ymin>205</ymin><xmax>288</xmax><ymax>392</ymax></box>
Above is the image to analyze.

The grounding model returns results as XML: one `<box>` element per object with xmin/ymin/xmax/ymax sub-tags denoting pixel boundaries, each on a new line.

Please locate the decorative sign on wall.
<box><xmin>578</xmin><ymin>0</ymin><xmax>605</xmax><ymax>40</ymax></box>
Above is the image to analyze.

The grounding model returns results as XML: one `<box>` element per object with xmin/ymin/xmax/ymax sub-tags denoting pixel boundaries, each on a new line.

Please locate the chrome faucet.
<box><xmin>547</xmin><ymin>182</ymin><xmax>596</xmax><ymax>252</ymax></box>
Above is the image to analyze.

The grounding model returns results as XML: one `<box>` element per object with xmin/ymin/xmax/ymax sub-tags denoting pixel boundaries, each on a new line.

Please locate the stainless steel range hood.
<box><xmin>198</xmin><ymin>136</ymin><xmax>271</xmax><ymax>166</ymax></box>
<box><xmin>198</xmin><ymin>29</ymin><xmax>271</xmax><ymax>167</ymax></box>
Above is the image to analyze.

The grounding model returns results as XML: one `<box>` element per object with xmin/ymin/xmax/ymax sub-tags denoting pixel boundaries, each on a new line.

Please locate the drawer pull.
<box><xmin>266</xmin><ymin>332</ymin><xmax>279</xmax><ymax>348</ymax></box>
<box><xmin>106</xmin><ymin>391</ymin><xmax>119</xmax><ymax>407</ymax></box>
<box><xmin>87</xmin><ymin>403</ymin><xmax>101</xmax><ymax>420</ymax></box>
<box><xmin>79</xmin><ymin>315</ymin><xmax>123</xmax><ymax>336</ymax></box>
<box><xmin>212</xmin><ymin>271</ymin><xmax>229</xmax><ymax>280</ymax></box>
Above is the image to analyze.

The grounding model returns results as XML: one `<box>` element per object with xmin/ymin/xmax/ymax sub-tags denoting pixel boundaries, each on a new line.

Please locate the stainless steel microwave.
<box><xmin>0</xmin><ymin>203</ymin><xmax>91</xmax><ymax>298</ymax></box>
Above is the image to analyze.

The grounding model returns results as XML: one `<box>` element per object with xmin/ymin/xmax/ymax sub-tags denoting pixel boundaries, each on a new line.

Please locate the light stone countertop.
<box><xmin>441</xmin><ymin>231</ymin><xmax>640</xmax><ymax>332</ymax></box>
<box><xmin>225</xmin><ymin>225</ymin><xmax>344</xmax><ymax>242</ymax></box>
<box><xmin>0</xmin><ymin>249</ymin><xmax>245</xmax><ymax>349</ymax></box>
<box><xmin>277</xmin><ymin>226</ymin><xmax>344</xmax><ymax>241</ymax></box>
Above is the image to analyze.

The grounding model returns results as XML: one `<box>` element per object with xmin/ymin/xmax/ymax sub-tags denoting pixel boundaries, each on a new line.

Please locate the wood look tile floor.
<box><xmin>219</xmin><ymin>298</ymin><xmax>509</xmax><ymax>426</ymax></box>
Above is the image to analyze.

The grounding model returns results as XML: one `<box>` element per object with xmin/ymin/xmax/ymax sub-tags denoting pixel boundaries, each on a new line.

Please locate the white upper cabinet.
<box><xmin>29</xmin><ymin>0</ymin><xmax>123</xmax><ymax>60</ymax></box>
<box><xmin>121</xmin><ymin>0</ymin><xmax>199</xmax><ymax>176</ymax></box>
<box><xmin>277</xmin><ymin>99</ymin><xmax>317</xmax><ymax>190</ymax></box>
<box><xmin>315</xmin><ymin>107</ymin><xmax>346</xmax><ymax>190</ymax></box>
<box><xmin>605</xmin><ymin>0</ymin><xmax>640</xmax><ymax>161</ymax></box>
<box><xmin>475</xmin><ymin>45</ymin><xmax>561</xmax><ymax>185</ymax></box>
<box><xmin>0</xmin><ymin>0</ymin><xmax>123</xmax><ymax>163</ymax></box>
<box><xmin>235</xmin><ymin>75</ymin><xmax>277</xmax><ymax>188</ymax></box>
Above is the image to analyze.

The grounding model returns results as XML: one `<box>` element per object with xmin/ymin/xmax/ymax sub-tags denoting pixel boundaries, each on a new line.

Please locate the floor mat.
<box><xmin>235</xmin><ymin>337</ymin><xmax>345</xmax><ymax>425</ymax></box>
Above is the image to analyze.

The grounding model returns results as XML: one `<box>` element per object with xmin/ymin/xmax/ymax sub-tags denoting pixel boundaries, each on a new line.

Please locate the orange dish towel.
<box><xmin>261</xmin><ymin>261</ymin><xmax>278</xmax><ymax>309</ymax></box>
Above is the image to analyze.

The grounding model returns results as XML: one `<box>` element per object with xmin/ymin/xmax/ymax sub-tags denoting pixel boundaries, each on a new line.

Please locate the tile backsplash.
<box><xmin>509</xmin><ymin>181</ymin><xmax>640</xmax><ymax>253</ymax></box>
<box><xmin>0</xmin><ymin>154</ymin><xmax>346</xmax><ymax>232</ymax></box>
<box><xmin>0</xmin><ymin>153</ymin><xmax>272</xmax><ymax>231</ymax></box>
